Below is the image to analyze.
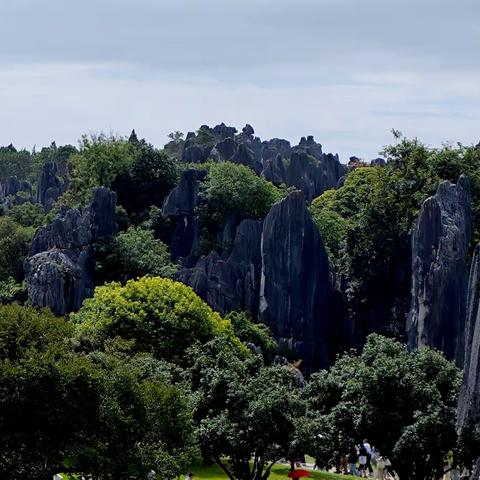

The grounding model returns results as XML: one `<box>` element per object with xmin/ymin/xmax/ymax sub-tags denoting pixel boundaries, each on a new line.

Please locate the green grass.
<box><xmin>187</xmin><ymin>461</ymin><xmax>357</xmax><ymax>480</ymax></box>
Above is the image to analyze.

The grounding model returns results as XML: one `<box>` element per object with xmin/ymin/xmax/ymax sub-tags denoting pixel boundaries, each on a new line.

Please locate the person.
<box><xmin>460</xmin><ymin>466</ymin><xmax>470</xmax><ymax>479</ymax></box>
<box><xmin>383</xmin><ymin>456</ymin><xmax>395</xmax><ymax>479</ymax></box>
<box><xmin>186</xmin><ymin>472</ymin><xmax>194</xmax><ymax>480</ymax></box>
<box><xmin>348</xmin><ymin>445</ymin><xmax>359</xmax><ymax>476</ymax></box>
<box><xmin>363</xmin><ymin>439</ymin><xmax>374</xmax><ymax>477</ymax></box>
<box><xmin>359</xmin><ymin>444</ymin><xmax>368</xmax><ymax>478</ymax></box>
<box><xmin>375</xmin><ymin>452</ymin><xmax>385</xmax><ymax>480</ymax></box>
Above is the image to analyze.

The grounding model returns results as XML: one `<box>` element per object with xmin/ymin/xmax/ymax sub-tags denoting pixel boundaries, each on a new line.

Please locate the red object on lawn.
<box><xmin>287</xmin><ymin>469</ymin><xmax>311</xmax><ymax>478</ymax></box>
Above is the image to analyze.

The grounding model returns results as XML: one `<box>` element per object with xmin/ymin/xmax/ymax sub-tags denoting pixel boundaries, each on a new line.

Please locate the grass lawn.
<box><xmin>187</xmin><ymin>460</ymin><xmax>357</xmax><ymax>480</ymax></box>
<box><xmin>62</xmin><ymin>461</ymin><xmax>357</xmax><ymax>480</ymax></box>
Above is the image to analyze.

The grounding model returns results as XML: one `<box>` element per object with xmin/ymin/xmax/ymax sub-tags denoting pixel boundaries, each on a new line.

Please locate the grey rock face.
<box><xmin>36</xmin><ymin>162</ymin><xmax>63</xmax><ymax>210</ymax></box>
<box><xmin>25</xmin><ymin>187</ymin><xmax>117</xmax><ymax>315</ymax></box>
<box><xmin>370</xmin><ymin>157</ymin><xmax>386</xmax><ymax>167</ymax></box>
<box><xmin>458</xmin><ymin>245</ymin><xmax>480</xmax><ymax>476</ymax></box>
<box><xmin>260</xmin><ymin>191</ymin><xmax>331</xmax><ymax>372</ymax></box>
<box><xmin>176</xmin><ymin>219</ymin><xmax>263</xmax><ymax>315</ymax></box>
<box><xmin>262</xmin><ymin>148</ymin><xmax>345</xmax><ymax>202</ymax></box>
<box><xmin>261</xmin><ymin>138</ymin><xmax>292</xmax><ymax>164</ymax></box>
<box><xmin>162</xmin><ymin>169</ymin><xmax>206</xmax><ymax>262</ymax></box>
<box><xmin>460</xmin><ymin>260</ymin><xmax>480</xmax><ymax>479</ymax></box>
<box><xmin>176</xmin><ymin>191</ymin><xmax>333</xmax><ymax>372</ymax></box>
<box><xmin>407</xmin><ymin>175</ymin><xmax>471</xmax><ymax>366</ymax></box>
<box><xmin>3</xmin><ymin>176</ymin><xmax>32</xmax><ymax>197</ymax></box>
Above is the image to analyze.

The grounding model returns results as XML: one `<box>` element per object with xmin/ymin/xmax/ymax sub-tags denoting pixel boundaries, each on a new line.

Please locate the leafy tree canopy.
<box><xmin>303</xmin><ymin>334</ymin><xmax>462</xmax><ymax>480</ymax></box>
<box><xmin>95</xmin><ymin>226</ymin><xmax>177</xmax><ymax>284</ymax></box>
<box><xmin>73</xmin><ymin>277</ymin><xmax>240</xmax><ymax>365</ymax></box>
<box><xmin>189</xmin><ymin>336</ymin><xmax>305</xmax><ymax>480</ymax></box>
<box><xmin>0</xmin><ymin>217</ymin><xmax>34</xmax><ymax>282</ymax></box>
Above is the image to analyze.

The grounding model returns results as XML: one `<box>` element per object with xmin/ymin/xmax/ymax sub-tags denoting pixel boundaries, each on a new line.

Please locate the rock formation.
<box><xmin>262</xmin><ymin>143</ymin><xmax>344</xmax><ymax>202</ymax></box>
<box><xmin>458</xmin><ymin>244</ymin><xmax>480</xmax><ymax>478</ymax></box>
<box><xmin>36</xmin><ymin>162</ymin><xmax>64</xmax><ymax>210</ymax></box>
<box><xmin>25</xmin><ymin>187</ymin><xmax>117</xmax><ymax>315</ymax></box>
<box><xmin>407</xmin><ymin>175</ymin><xmax>471</xmax><ymax>366</ymax></box>
<box><xmin>162</xmin><ymin>168</ymin><xmax>206</xmax><ymax>263</ymax></box>
<box><xmin>176</xmin><ymin>219</ymin><xmax>263</xmax><ymax>315</ymax></box>
<box><xmin>259</xmin><ymin>191</ymin><xmax>331</xmax><ymax>372</ymax></box>
<box><xmin>177</xmin><ymin>191</ymin><xmax>332</xmax><ymax>372</ymax></box>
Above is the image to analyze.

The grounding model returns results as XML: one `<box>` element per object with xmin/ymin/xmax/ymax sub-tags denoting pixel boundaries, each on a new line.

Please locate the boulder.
<box><xmin>231</xmin><ymin>143</ymin><xmax>263</xmax><ymax>174</ymax></box>
<box><xmin>261</xmin><ymin>138</ymin><xmax>291</xmax><ymax>164</ymax></box>
<box><xmin>25</xmin><ymin>187</ymin><xmax>117</xmax><ymax>315</ymax></box>
<box><xmin>407</xmin><ymin>175</ymin><xmax>471</xmax><ymax>366</ymax></box>
<box><xmin>3</xmin><ymin>176</ymin><xmax>32</xmax><ymax>197</ymax></box>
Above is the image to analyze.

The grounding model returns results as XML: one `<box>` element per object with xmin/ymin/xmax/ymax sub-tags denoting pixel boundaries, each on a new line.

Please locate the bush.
<box><xmin>197</xmin><ymin>162</ymin><xmax>285</xmax><ymax>239</ymax></box>
<box><xmin>0</xmin><ymin>217</ymin><xmax>34</xmax><ymax>282</ymax></box>
<box><xmin>8</xmin><ymin>202</ymin><xmax>46</xmax><ymax>228</ymax></box>
<box><xmin>73</xmin><ymin>277</ymin><xmax>238</xmax><ymax>365</ymax></box>
<box><xmin>95</xmin><ymin>226</ymin><xmax>177</xmax><ymax>283</ymax></box>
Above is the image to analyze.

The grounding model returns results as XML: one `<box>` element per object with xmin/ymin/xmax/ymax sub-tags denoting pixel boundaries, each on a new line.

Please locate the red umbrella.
<box><xmin>287</xmin><ymin>470</ymin><xmax>311</xmax><ymax>478</ymax></box>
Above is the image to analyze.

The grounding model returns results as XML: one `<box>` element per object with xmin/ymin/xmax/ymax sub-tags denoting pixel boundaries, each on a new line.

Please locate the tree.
<box><xmin>7</xmin><ymin>202</ymin><xmax>46</xmax><ymax>228</ymax></box>
<box><xmin>0</xmin><ymin>217</ymin><xmax>34</xmax><ymax>282</ymax></box>
<box><xmin>303</xmin><ymin>334</ymin><xmax>462</xmax><ymax>480</ymax></box>
<box><xmin>69</xmin><ymin>133</ymin><xmax>136</xmax><ymax>201</ymax></box>
<box><xmin>30</xmin><ymin>142</ymin><xmax>77</xmax><ymax>181</ymax></box>
<box><xmin>95</xmin><ymin>226</ymin><xmax>177</xmax><ymax>284</ymax></box>
<box><xmin>113</xmin><ymin>143</ymin><xmax>179</xmax><ymax>214</ymax></box>
<box><xmin>0</xmin><ymin>303</ymin><xmax>195</xmax><ymax>480</ymax></box>
<box><xmin>199</xmin><ymin>162</ymin><xmax>284</xmax><ymax>224</ymax></box>
<box><xmin>225</xmin><ymin>311</ymin><xmax>277</xmax><ymax>362</ymax></box>
<box><xmin>73</xmin><ymin>276</ymin><xmax>238</xmax><ymax>365</ymax></box>
<box><xmin>0</xmin><ymin>145</ymin><xmax>32</xmax><ymax>181</ymax></box>
<box><xmin>189</xmin><ymin>337</ymin><xmax>305</xmax><ymax>480</ymax></box>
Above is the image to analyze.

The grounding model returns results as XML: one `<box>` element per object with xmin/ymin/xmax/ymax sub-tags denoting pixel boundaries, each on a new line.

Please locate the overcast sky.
<box><xmin>1</xmin><ymin>0</ymin><xmax>479</xmax><ymax>161</ymax></box>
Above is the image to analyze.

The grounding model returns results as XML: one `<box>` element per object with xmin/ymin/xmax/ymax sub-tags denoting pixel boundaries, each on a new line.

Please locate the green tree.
<box><xmin>95</xmin><ymin>226</ymin><xmax>177</xmax><ymax>283</ymax></box>
<box><xmin>8</xmin><ymin>202</ymin><xmax>46</xmax><ymax>228</ymax></box>
<box><xmin>69</xmin><ymin>133</ymin><xmax>136</xmax><ymax>200</ymax></box>
<box><xmin>0</xmin><ymin>217</ymin><xmax>34</xmax><ymax>282</ymax></box>
<box><xmin>199</xmin><ymin>162</ymin><xmax>284</xmax><ymax>224</ymax></box>
<box><xmin>226</xmin><ymin>311</ymin><xmax>277</xmax><ymax>362</ymax></box>
<box><xmin>189</xmin><ymin>337</ymin><xmax>305</xmax><ymax>480</ymax></box>
<box><xmin>0</xmin><ymin>303</ymin><xmax>195</xmax><ymax>480</ymax></box>
<box><xmin>72</xmin><ymin>276</ymin><xmax>238</xmax><ymax>365</ymax></box>
<box><xmin>30</xmin><ymin>142</ymin><xmax>77</xmax><ymax>181</ymax></box>
<box><xmin>113</xmin><ymin>143</ymin><xmax>179</xmax><ymax>214</ymax></box>
<box><xmin>304</xmin><ymin>334</ymin><xmax>461</xmax><ymax>480</ymax></box>
<box><xmin>0</xmin><ymin>145</ymin><xmax>32</xmax><ymax>181</ymax></box>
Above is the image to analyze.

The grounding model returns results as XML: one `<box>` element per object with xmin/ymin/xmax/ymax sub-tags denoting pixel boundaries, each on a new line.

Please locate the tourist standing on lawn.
<box><xmin>348</xmin><ymin>445</ymin><xmax>360</xmax><ymax>476</ymax></box>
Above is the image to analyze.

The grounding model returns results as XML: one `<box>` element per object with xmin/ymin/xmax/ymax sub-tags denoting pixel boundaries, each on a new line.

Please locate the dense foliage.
<box><xmin>198</xmin><ymin>161</ymin><xmax>284</xmax><ymax>226</ymax></box>
<box><xmin>189</xmin><ymin>337</ymin><xmax>304</xmax><ymax>480</ymax></box>
<box><xmin>95</xmin><ymin>226</ymin><xmax>177</xmax><ymax>283</ymax></box>
<box><xmin>73</xmin><ymin>277</ymin><xmax>238</xmax><ymax>364</ymax></box>
<box><xmin>0</xmin><ymin>217</ymin><xmax>34</xmax><ymax>282</ymax></box>
<box><xmin>69</xmin><ymin>134</ymin><xmax>178</xmax><ymax>214</ymax></box>
<box><xmin>0</xmin><ymin>303</ymin><xmax>194</xmax><ymax>480</ymax></box>
<box><xmin>311</xmin><ymin>135</ymin><xmax>480</xmax><ymax>341</ymax></box>
<box><xmin>303</xmin><ymin>335</ymin><xmax>462</xmax><ymax>480</ymax></box>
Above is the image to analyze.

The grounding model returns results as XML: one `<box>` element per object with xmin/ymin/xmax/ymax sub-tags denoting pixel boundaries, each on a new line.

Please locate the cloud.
<box><xmin>0</xmin><ymin>0</ymin><xmax>479</xmax><ymax>160</ymax></box>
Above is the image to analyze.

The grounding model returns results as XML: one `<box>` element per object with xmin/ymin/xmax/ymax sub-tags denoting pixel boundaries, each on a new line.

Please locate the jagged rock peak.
<box><xmin>25</xmin><ymin>187</ymin><xmax>117</xmax><ymax>315</ymax></box>
<box><xmin>36</xmin><ymin>162</ymin><xmax>63</xmax><ymax>210</ymax></box>
<box><xmin>407</xmin><ymin>175</ymin><xmax>471</xmax><ymax>366</ymax></box>
<box><xmin>260</xmin><ymin>190</ymin><xmax>332</xmax><ymax>372</ymax></box>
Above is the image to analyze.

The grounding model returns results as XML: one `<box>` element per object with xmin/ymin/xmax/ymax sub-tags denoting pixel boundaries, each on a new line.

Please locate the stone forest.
<box><xmin>0</xmin><ymin>124</ymin><xmax>479</xmax><ymax>479</ymax></box>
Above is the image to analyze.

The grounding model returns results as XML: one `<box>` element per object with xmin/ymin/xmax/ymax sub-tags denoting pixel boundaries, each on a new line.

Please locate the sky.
<box><xmin>0</xmin><ymin>0</ymin><xmax>479</xmax><ymax>161</ymax></box>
